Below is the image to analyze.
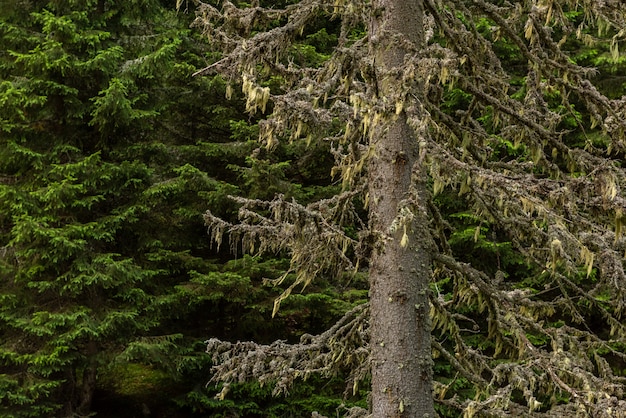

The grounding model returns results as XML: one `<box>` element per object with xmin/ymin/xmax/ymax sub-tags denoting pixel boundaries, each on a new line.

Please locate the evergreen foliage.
<box><xmin>0</xmin><ymin>1</ymin><xmax>204</xmax><ymax>415</ymax></box>
<box><xmin>1</xmin><ymin>1</ymin><xmax>237</xmax><ymax>415</ymax></box>
<box><xmin>1</xmin><ymin>1</ymin><xmax>361</xmax><ymax>416</ymax></box>
<box><xmin>4</xmin><ymin>0</ymin><xmax>626</xmax><ymax>416</ymax></box>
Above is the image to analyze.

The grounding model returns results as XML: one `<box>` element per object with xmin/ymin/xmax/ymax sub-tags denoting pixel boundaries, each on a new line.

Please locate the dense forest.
<box><xmin>1</xmin><ymin>0</ymin><xmax>626</xmax><ymax>417</ymax></box>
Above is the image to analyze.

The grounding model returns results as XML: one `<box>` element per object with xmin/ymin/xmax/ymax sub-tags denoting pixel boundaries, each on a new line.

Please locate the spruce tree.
<box><xmin>1</xmin><ymin>1</ymin><xmax>355</xmax><ymax>416</ymax></box>
<box><xmin>0</xmin><ymin>1</ymin><xmax>238</xmax><ymax>415</ymax></box>
<box><xmin>195</xmin><ymin>0</ymin><xmax>626</xmax><ymax>416</ymax></box>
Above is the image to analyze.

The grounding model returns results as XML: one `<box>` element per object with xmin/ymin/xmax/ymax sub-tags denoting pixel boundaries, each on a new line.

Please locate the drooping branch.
<box><xmin>432</xmin><ymin>253</ymin><xmax>626</xmax><ymax>416</ymax></box>
<box><xmin>204</xmin><ymin>188</ymin><xmax>367</xmax><ymax>315</ymax></box>
<box><xmin>206</xmin><ymin>302</ymin><xmax>369</xmax><ymax>397</ymax></box>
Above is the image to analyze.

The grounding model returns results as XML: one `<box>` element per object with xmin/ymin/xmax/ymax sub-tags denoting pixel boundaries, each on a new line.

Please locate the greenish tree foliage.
<box><xmin>0</xmin><ymin>1</ymin><xmax>214</xmax><ymax>415</ymax></box>
<box><xmin>0</xmin><ymin>1</ymin><xmax>299</xmax><ymax>416</ymax></box>
<box><xmin>0</xmin><ymin>1</ymin><xmax>366</xmax><ymax>416</ymax></box>
<box><xmin>4</xmin><ymin>0</ymin><xmax>626</xmax><ymax>416</ymax></box>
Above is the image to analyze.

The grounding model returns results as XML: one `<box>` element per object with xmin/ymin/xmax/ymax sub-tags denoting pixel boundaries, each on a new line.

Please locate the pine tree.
<box><xmin>195</xmin><ymin>0</ymin><xmax>626</xmax><ymax>416</ymax></box>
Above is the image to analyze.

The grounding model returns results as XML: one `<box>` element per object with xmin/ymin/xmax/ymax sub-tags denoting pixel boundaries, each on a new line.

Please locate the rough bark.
<box><xmin>368</xmin><ymin>0</ymin><xmax>434</xmax><ymax>417</ymax></box>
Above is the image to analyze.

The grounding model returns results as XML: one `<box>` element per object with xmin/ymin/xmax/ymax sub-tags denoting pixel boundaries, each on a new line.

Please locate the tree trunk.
<box><xmin>76</xmin><ymin>341</ymin><xmax>98</xmax><ymax>416</ymax></box>
<box><xmin>368</xmin><ymin>0</ymin><xmax>434</xmax><ymax>417</ymax></box>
